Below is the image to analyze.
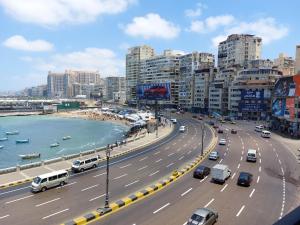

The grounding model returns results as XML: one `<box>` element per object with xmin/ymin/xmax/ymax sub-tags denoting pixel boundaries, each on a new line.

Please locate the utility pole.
<box><xmin>104</xmin><ymin>144</ymin><xmax>111</xmax><ymax>209</ymax></box>
<box><xmin>155</xmin><ymin>100</ymin><xmax>159</xmax><ymax>138</ymax></box>
<box><xmin>201</xmin><ymin>122</ymin><xmax>204</xmax><ymax>156</ymax></box>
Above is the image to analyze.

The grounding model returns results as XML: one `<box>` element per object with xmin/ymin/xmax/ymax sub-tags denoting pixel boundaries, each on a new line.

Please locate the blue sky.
<box><xmin>0</xmin><ymin>0</ymin><xmax>299</xmax><ymax>91</ymax></box>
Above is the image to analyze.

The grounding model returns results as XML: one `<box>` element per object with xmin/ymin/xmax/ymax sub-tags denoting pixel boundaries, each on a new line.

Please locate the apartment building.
<box><xmin>295</xmin><ymin>45</ymin><xmax>300</xmax><ymax>74</ymax></box>
<box><xmin>126</xmin><ymin>45</ymin><xmax>155</xmax><ymax>104</ymax></box>
<box><xmin>104</xmin><ymin>76</ymin><xmax>126</xmax><ymax>101</ymax></box>
<box><xmin>274</xmin><ymin>53</ymin><xmax>295</xmax><ymax>76</ymax></box>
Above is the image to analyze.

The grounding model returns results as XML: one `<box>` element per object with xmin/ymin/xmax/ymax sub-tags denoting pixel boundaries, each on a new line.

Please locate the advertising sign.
<box><xmin>272</xmin><ymin>98</ymin><xmax>286</xmax><ymax>117</ymax></box>
<box><xmin>274</xmin><ymin>76</ymin><xmax>295</xmax><ymax>97</ymax></box>
<box><xmin>239</xmin><ymin>103</ymin><xmax>266</xmax><ymax>112</ymax></box>
<box><xmin>294</xmin><ymin>74</ymin><xmax>300</xmax><ymax>97</ymax></box>
<box><xmin>137</xmin><ymin>83</ymin><xmax>171</xmax><ymax>100</ymax></box>
<box><xmin>241</xmin><ymin>90</ymin><xmax>264</xmax><ymax>100</ymax></box>
<box><xmin>286</xmin><ymin>98</ymin><xmax>295</xmax><ymax>120</ymax></box>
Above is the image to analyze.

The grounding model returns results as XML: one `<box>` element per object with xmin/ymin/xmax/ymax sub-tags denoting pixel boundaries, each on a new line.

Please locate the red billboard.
<box><xmin>286</xmin><ymin>98</ymin><xmax>295</xmax><ymax>120</ymax></box>
<box><xmin>293</xmin><ymin>74</ymin><xmax>300</xmax><ymax>97</ymax></box>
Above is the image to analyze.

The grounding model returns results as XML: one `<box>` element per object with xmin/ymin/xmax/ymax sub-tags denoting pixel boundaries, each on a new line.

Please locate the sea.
<box><xmin>0</xmin><ymin>115</ymin><xmax>129</xmax><ymax>169</ymax></box>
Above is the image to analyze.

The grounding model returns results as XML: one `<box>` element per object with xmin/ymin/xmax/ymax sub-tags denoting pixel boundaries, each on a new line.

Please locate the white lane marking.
<box><xmin>204</xmin><ymin>198</ymin><xmax>214</xmax><ymax>208</ymax></box>
<box><xmin>236</xmin><ymin>205</ymin><xmax>245</xmax><ymax>217</ymax></box>
<box><xmin>276</xmin><ymin>153</ymin><xmax>279</xmax><ymax>158</ymax></box>
<box><xmin>187</xmin><ymin>150</ymin><xmax>192</xmax><ymax>155</ymax></box>
<box><xmin>113</xmin><ymin>173</ymin><xmax>128</xmax><ymax>180</ymax></box>
<box><xmin>259</xmin><ymin>159</ymin><xmax>262</xmax><ymax>164</ymax></box>
<box><xmin>0</xmin><ymin>186</ymin><xmax>30</xmax><ymax>196</ymax></box>
<box><xmin>139</xmin><ymin>156</ymin><xmax>148</xmax><ymax>161</ymax></box>
<box><xmin>182</xmin><ymin>221</ymin><xmax>187</xmax><ymax>225</ymax></box>
<box><xmin>81</xmin><ymin>184</ymin><xmax>99</xmax><ymax>192</ymax></box>
<box><xmin>183</xmin><ymin>144</ymin><xmax>187</xmax><ymax>147</ymax></box>
<box><xmin>149</xmin><ymin>170</ymin><xmax>159</xmax><ymax>177</ymax></box>
<box><xmin>0</xmin><ymin>215</ymin><xmax>9</xmax><ymax>220</ymax></box>
<box><xmin>279</xmin><ymin>159</ymin><xmax>282</xmax><ymax>165</ymax></box>
<box><xmin>249</xmin><ymin>189</ymin><xmax>255</xmax><ymax>198</ymax></box>
<box><xmin>120</xmin><ymin>163</ymin><xmax>132</xmax><ymax>169</ymax></box>
<box><xmin>89</xmin><ymin>194</ymin><xmax>106</xmax><ymax>202</ymax></box>
<box><xmin>224</xmin><ymin>152</ymin><xmax>227</xmax><ymax>156</ymax></box>
<box><xmin>177</xmin><ymin>148</ymin><xmax>182</xmax><ymax>152</ymax></box>
<box><xmin>220</xmin><ymin>184</ymin><xmax>228</xmax><ymax>192</ymax></box>
<box><xmin>155</xmin><ymin>158</ymin><xmax>162</xmax><ymax>163</ymax></box>
<box><xmin>257</xmin><ymin>176</ymin><xmax>260</xmax><ymax>183</ymax></box>
<box><xmin>36</xmin><ymin>198</ymin><xmax>61</xmax><ymax>207</ymax></box>
<box><xmin>168</xmin><ymin>152</ymin><xmax>175</xmax><ymax>157</ymax></box>
<box><xmin>153</xmin><ymin>203</ymin><xmax>170</xmax><ymax>214</ymax></box>
<box><xmin>280</xmin><ymin>176</ymin><xmax>286</xmax><ymax>219</ymax></box>
<box><xmin>240</xmin><ymin>156</ymin><xmax>243</xmax><ymax>161</ymax></box>
<box><xmin>259</xmin><ymin>166</ymin><xmax>261</xmax><ymax>172</ymax></box>
<box><xmin>93</xmin><ymin>172</ymin><xmax>106</xmax><ymax>178</ymax></box>
<box><xmin>56</xmin><ymin>181</ymin><xmax>77</xmax><ymax>189</ymax></box>
<box><xmin>172</xmin><ymin>142</ymin><xmax>177</xmax><ymax>146</ymax></box>
<box><xmin>242</xmin><ymin>151</ymin><xmax>244</xmax><ymax>155</ymax></box>
<box><xmin>237</xmin><ymin>163</ymin><xmax>240</xmax><ymax>169</ymax></box>
<box><xmin>42</xmin><ymin>208</ymin><xmax>69</xmax><ymax>220</ymax></box>
<box><xmin>200</xmin><ymin>176</ymin><xmax>208</xmax><ymax>183</ymax></box>
<box><xmin>231</xmin><ymin>172</ymin><xmax>236</xmax><ymax>180</ymax></box>
<box><xmin>125</xmin><ymin>180</ymin><xmax>139</xmax><ymax>187</ymax></box>
<box><xmin>165</xmin><ymin>146</ymin><xmax>170</xmax><ymax>150</ymax></box>
<box><xmin>219</xmin><ymin>159</ymin><xmax>223</xmax><ymax>163</ymax></box>
<box><xmin>281</xmin><ymin>167</ymin><xmax>284</xmax><ymax>175</ymax></box>
<box><xmin>181</xmin><ymin>188</ymin><xmax>193</xmax><ymax>197</ymax></box>
<box><xmin>154</xmin><ymin>151</ymin><xmax>160</xmax><ymax>155</ymax></box>
<box><xmin>166</xmin><ymin>163</ymin><xmax>174</xmax><ymax>168</ymax></box>
<box><xmin>5</xmin><ymin>195</ymin><xmax>34</xmax><ymax>204</ymax></box>
<box><xmin>178</xmin><ymin>156</ymin><xmax>184</xmax><ymax>160</ymax></box>
<box><xmin>259</xmin><ymin>152</ymin><xmax>261</xmax><ymax>157</ymax></box>
<box><xmin>137</xmin><ymin>165</ymin><xmax>148</xmax><ymax>171</ymax></box>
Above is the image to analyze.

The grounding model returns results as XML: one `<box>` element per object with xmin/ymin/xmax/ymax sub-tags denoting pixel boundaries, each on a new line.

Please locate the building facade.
<box><xmin>295</xmin><ymin>45</ymin><xmax>300</xmax><ymax>74</ymax></box>
<box><xmin>105</xmin><ymin>76</ymin><xmax>126</xmax><ymax>101</ymax></box>
<box><xmin>126</xmin><ymin>45</ymin><xmax>155</xmax><ymax>104</ymax></box>
<box><xmin>274</xmin><ymin>53</ymin><xmax>295</xmax><ymax>76</ymax></box>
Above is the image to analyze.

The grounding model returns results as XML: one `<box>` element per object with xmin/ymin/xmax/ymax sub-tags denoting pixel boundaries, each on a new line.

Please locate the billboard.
<box><xmin>137</xmin><ymin>83</ymin><xmax>171</xmax><ymax>100</ymax></box>
<box><xmin>285</xmin><ymin>98</ymin><xmax>295</xmax><ymax>120</ymax></box>
<box><xmin>239</xmin><ymin>103</ymin><xmax>266</xmax><ymax>112</ymax></box>
<box><xmin>272</xmin><ymin>98</ymin><xmax>286</xmax><ymax>117</ymax></box>
<box><xmin>241</xmin><ymin>90</ymin><xmax>264</xmax><ymax>100</ymax></box>
<box><xmin>274</xmin><ymin>76</ymin><xmax>296</xmax><ymax>97</ymax></box>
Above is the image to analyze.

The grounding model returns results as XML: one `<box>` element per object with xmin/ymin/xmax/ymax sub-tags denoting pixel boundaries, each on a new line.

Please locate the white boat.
<box><xmin>62</xmin><ymin>136</ymin><xmax>72</xmax><ymax>140</ymax></box>
<box><xmin>0</xmin><ymin>146</ymin><xmax>3</xmax><ymax>149</ymax></box>
<box><xmin>0</xmin><ymin>137</ymin><xmax>8</xmax><ymax>141</ymax></box>
<box><xmin>19</xmin><ymin>153</ymin><xmax>41</xmax><ymax>159</ymax></box>
<box><xmin>16</xmin><ymin>139</ymin><xmax>30</xmax><ymax>144</ymax></box>
<box><xmin>50</xmin><ymin>142</ymin><xmax>60</xmax><ymax>148</ymax></box>
<box><xmin>6</xmin><ymin>131</ymin><xmax>19</xmax><ymax>135</ymax></box>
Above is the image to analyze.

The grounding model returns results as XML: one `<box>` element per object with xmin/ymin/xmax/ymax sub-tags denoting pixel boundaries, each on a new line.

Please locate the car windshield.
<box><xmin>210</xmin><ymin>152</ymin><xmax>217</xmax><ymax>155</ymax></box>
<box><xmin>191</xmin><ymin>214</ymin><xmax>204</xmax><ymax>222</ymax></box>
<box><xmin>248</xmin><ymin>153</ymin><xmax>255</xmax><ymax>157</ymax></box>
<box><xmin>239</xmin><ymin>173</ymin><xmax>249</xmax><ymax>180</ymax></box>
<box><xmin>73</xmin><ymin>160</ymin><xmax>81</xmax><ymax>166</ymax></box>
<box><xmin>33</xmin><ymin>177</ymin><xmax>41</xmax><ymax>184</ymax></box>
<box><xmin>196</xmin><ymin>166</ymin><xmax>205</xmax><ymax>172</ymax></box>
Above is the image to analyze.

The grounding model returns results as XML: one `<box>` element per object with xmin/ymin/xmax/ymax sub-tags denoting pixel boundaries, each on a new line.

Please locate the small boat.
<box><xmin>6</xmin><ymin>131</ymin><xmax>19</xmax><ymax>135</ymax></box>
<box><xmin>0</xmin><ymin>137</ymin><xmax>8</xmax><ymax>141</ymax></box>
<box><xmin>19</xmin><ymin>153</ymin><xmax>40</xmax><ymax>160</ymax></box>
<box><xmin>16</xmin><ymin>139</ymin><xmax>30</xmax><ymax>144</ymax></box>
<box><xmin>50</xmin><ymin>142</ymin><xmax>60</xmax><ymax>148</ymax></box>
<box><xmin>62</xmin><ymin>136</ymin><xmax>72</xmax><ymax>140</ymax></box>
<box><xmin>0</xmin><ymin>146</ymin><xmax>3</xmax><ymax>149</ymax></box>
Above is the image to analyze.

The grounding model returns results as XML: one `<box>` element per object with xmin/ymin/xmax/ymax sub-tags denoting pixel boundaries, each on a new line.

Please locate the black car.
<box><xmin>231</xmin><ymin>129</ymin><xmax>237</xmax><ymax>134</ymax></box>
<box><xmin>208</xmin><ymin>121</ymin><xmax>215</xmax><ymax>126</ymax></box>
<box><xmin>218</xmin><ymin>129</ymin><xmax>223</xmax><ymax>133</ymax></box>
<box><xmin>237</xmin><ymin>172</ymin><xmax>253</xmax><ymax>187</ymax></box>
<box><xmin>193</xmin><ymin>165</ymin><xmax>210</xmax><ymax>179</ymax></box>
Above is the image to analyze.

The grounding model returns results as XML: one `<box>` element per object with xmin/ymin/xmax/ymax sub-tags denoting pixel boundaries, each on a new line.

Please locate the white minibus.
<box><xmin>261</xmin><ymin>130</ymin><xmax>271</xmax><ymax>138</ymax></box>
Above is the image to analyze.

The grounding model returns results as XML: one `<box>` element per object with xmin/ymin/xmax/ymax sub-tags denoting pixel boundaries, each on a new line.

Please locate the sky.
<box><xmin>0</xmin><ymin>0</ymin><xmax>299</xmax><ymax>91</ymax></box>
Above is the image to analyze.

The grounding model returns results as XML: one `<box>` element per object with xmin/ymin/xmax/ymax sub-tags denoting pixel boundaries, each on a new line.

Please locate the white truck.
<box><xmin>211</xmin><ymin>164</ymin><xmax>231</xmax><ymax>184</ymax></box>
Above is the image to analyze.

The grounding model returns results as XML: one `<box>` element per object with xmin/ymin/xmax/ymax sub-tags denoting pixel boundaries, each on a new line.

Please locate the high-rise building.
<box><xmin>47</xmin><ymin>72</ymin><xmax>66</xmax><ymax>98</ymax></box>
<box><xmin>274</xmin><ymin>53</ymin><xmax>295</xmax><ymax>76</ymax></box>
<box><xmin>126</xmin><ymin>45</ymin><xmax>155</xmax><ymax>104</ymax></box>
<box><xmin>178</xmin><ymin>52</ymin><xmax>215</xmax><ymax>110</ymax></box>
<box><xmin>105</xmin><ymin>77</ymin><xmax>126</xmax><ymax>101</ymax></box>
<box><xmin>295</xmin><ymin>45</ymin><xmax>300</xmax><ymax>74</ymax></box>
<box><xmin>218</xmin><ymin>34</ymin><xmax>262</xmax><ymax>70</ymax></box>
<box><xmin>139</xmin><ymin>50</ymin><xmax>182</xmax><ymax>107</ymax></box>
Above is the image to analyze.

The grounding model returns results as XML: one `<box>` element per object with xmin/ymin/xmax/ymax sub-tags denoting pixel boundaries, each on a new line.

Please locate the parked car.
<box><xmin>237</xmin><ymin>172</ymin><xmax>253</xmax><ymax>187</ymax></box>
<box><xmin>219</xmin><ymin>138</ymin><xmax>226</xmax><ymax>145</ymax></box>
<box><xmin>218</xmin><ymin>129</ymin><xmax>223</xmax><ymax>134</ymax></box>
<box><xmin>220</xmin><ymin>120</ymin><xmax>226</xmax><ymax>123</ymax></box>
<box><xmin>211</xmin><ymin>164</ymin><xmax>231</xmax><ymax>184</ymax></box>
<box><xmin>213</xmin><ymin>125</ymin><xmax>219</xmax><ymax>129</ymax></box>
<box><xmin>231</xmin><ymin>129</ymin><xmax>237</xmax><ymax>134</ymax></box>
<box><xmin>208</xmin><ymin>121</ymin><xmax>215</xmax><ymax>126</ymax></box>
<box><xmin>209</xmin><ymin>151</ymin><xmax>219</xmax><ymax>160</ymax></box>
<box><xmin>192</xmin><ymin>115</ymin><xmax>197</xmax><ymax>118</ymax></box>
<box><xmin>193</xmin><ymin>165</ymin><xmax>210</xmax><ymax>179</ymax></box>
<box><xmin>198</xmin><ymin>116</ymin><xmax>203</xmax><ymax>120</ymax></box>
<box><xmin>230</xmin><ymin>120</ymin><xmax>236</xmax><ymax>124</ymax></box>
<box><xmin>187</xmin><ymin>208</ymin><xmax>218</xmax><ymax>225</ymax></box>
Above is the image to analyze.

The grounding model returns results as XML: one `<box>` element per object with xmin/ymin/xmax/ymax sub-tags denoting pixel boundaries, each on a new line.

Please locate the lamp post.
<box><xmin>201</xmin><ymin>122</ymin><xmax>204</xmax><ymax>156</ymax></box>
<box><xmin>104</xmin><ymin>144</ymin><xmax>111</xmax><ymax>209</ymax></box>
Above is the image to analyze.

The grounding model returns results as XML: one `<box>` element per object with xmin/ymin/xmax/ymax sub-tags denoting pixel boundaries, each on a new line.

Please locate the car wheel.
<box><xmin>60</xmin><ymin>181</ymin><xmax>65</xmax><ymax>186</ymax></box>
<box><xmin>93</xmin><ymin>164</ymin><xmax>97</xmax><ymax>168</ymax></box>
<box><xmin>41</xmin><ymin>187</ymin><xmax>47</xmax><ymax>192</ymax></box>
<box><xmin>80</xmin><ymin>168</ymin><xmax>84</xmax><ymax>172</ymax></box>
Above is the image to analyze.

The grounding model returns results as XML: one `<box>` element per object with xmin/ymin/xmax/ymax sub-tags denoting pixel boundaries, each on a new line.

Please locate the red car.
<box><xmin>144</xmin><ymin>86</ymin><xmax>168</xmax><ymax>98</ymax></box>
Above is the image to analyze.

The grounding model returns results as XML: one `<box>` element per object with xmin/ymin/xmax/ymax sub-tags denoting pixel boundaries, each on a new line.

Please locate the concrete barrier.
<box><xmin>63</xmin><ymin>153</ymin><xmax>80</xmax><ymax>160</ymax></box>
<box><xmin>44</xmin><ymin>157</ymin><xmax>63</xmax><ymax>165</ymax></box>
<box><xmin>0</xmin><ymin>167</ymin><xmax>17</xmax><ymax>174</ymax></box>
<box><xmin>20</xmin><ymin>162</ymin><xmax>42</xmax><ymax>170</ymax></box>
<box><xmin>81</xmin><ymin>149</ymin><xmax>96</xmax><ymax>156</ymax></box>
<box><xmin>95</xmin><ymin>146</ymin><xmax>106</xmax><ymax>152</ymax></box>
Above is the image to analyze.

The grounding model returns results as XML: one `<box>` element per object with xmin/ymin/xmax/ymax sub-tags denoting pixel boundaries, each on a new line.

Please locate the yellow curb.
<box><xmin>122</xmin><ymin>197</ymin><xmax>132</xmax><ymax>205</ymax></box>
<box><xmin>73</xmin><ymin>217</ymin><xmax>87</xmax><ymax>225</ymax></box>
<box><xmin>109</xmin><ymin>203</ymin><xmax>119</xmax><ymax>211</ymax></box>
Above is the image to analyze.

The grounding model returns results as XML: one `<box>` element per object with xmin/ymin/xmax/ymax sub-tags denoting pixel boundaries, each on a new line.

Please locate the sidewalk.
<box><xmin>0</xmin><ymin>125</ymin><xmax>174</xmax><ymax>187</ymax></box>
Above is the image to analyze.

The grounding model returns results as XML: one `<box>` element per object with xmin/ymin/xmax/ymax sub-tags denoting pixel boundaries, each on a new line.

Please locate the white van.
<box><xmin>211</xmin><ymin>164</ymin><xmax>231</xmax><ymax>184</ymax></box>
<box><xmin>247</xmin><ymin>149</ymin><xmax>257</xmax><ymax>162</ymax></box>
<box><xmin>179</xmin><ymin>125</ymin><xmax>186</xmax><ymax>132</ymax></box>
<box><xmin>261</xmin><ymin>130</ymin><xmax>271</xmax><ymax>138</ymax></box>
<box><xmin>255</xmin><ymin>125</ymin><xmax>264</xmax><ymax>132</ymax></box>
<box><xmin>31</xmin><ymin>170</ymin><xmax>69</xmax><ymax>192</ymax></box>
<box><xmin>170</xmin><ymin>118</ymin><xmax>177</xmax><ymax>124</ymax></box>
<box><xmin>72</xmin><ymin>155</ymin><xmax>101</xmax><ymax>172</ymax></box>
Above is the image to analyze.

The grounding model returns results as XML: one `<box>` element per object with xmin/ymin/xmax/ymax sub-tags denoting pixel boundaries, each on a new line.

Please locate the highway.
<box><xmin>92</xmin><ymin>119</ymin><xmax>300</xmax><ymax>225</ymax></box>
<box><xmin>0</xmin><ymin>117</ymin><xmax>213</xmax><ymax>225</ymax></box>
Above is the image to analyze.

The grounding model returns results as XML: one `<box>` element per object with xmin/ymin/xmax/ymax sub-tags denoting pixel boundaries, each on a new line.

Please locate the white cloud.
<box><xmin>184</xmin><ymin>2</ymin><xmax>206</xmax><ymax>18</ymax></box>
<box><xmin>32</xmin><ymin>48</ymin><xmax>124</xmax><ymax>76</ymax></box>
<box><xmin>211</xmin><ymin>17</ymin><xmax>289</xmax><ymax>47</ymax></box>
<box><xmin>3</xmin><ymin>35</ymin><xmax>53</xmax><ymax>51</ymax></box>
<box><xmin>188</xmin><ymin>14</ymin><xmax>235</xmax><ymax>33</ymax></box>
<box><xmin>0</xmin><ymin>0</ymin><xmax>137</xmax><ymax>26</ymax></box>
<box><xmin>123</xmin><ymin>13</ymin><xmax>180</xmax><ymax>39</ymax></box>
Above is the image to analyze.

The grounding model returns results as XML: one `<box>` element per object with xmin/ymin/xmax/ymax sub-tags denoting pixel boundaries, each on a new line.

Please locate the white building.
<box><xmin>274</xmin><ymin>53</ymin><xmax>295</xmax><ymax>76</ymax></box>
<box><xmin>295</xmin><ymin>45</ymin><xmax>300</xmax><ymax>74</ymax></box>
<box><xmin>105</xmin><ymin>76</ymin><xmax>126</xmax><ymax>101</ymax></box>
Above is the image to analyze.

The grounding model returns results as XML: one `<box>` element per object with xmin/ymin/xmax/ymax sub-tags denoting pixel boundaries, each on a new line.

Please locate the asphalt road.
<box><xmin>0</xmin><ymin>117</ymin><xmax>213</xmax><ymax>225</ymax></box>
<box><xmin>92</xmin><ymin>119</ymin><xmax>300</xmax><ymax>225</ymax></box>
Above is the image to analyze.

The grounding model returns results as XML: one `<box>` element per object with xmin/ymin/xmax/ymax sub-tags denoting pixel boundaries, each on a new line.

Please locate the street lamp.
<box><xmin>104</xmin><ymin>144</ymin><xmax>111</xmax><ymax>209</ymax></box>
<box><xmin>201</xmin><ymin>122</ymin><xmax>204</xmax><ymax>156</ymax></box>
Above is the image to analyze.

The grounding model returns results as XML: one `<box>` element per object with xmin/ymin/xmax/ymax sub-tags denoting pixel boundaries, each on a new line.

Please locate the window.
<box><xmin>85</xmin><ymin>159</ymin><xmax>92</xmax><ymax>164</ymax></box>
<box><xmin>58</xmin><ymin>173</ymin><xmax>67</xmax><ymax>179</ymax></box>
<box><xmin>49</xmin><ymin>175</ymin><xmax>57</xmax><ymax>181</ymax></box>
<box><xmin>41</xmin><ymin>178</ymin><xmax>47</xmax><ymax>183</ymax></box>
<box><xmin>91</xmin><ymin>158</ymin><xmax>97</xmax><ymax>162</ymax></box>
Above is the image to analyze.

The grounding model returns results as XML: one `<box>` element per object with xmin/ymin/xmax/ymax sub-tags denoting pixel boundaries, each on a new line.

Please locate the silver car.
<box><xmin>187</xmin><ymin>208</ymin><xmax>218</xmax><ymax>225</ymax></box>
